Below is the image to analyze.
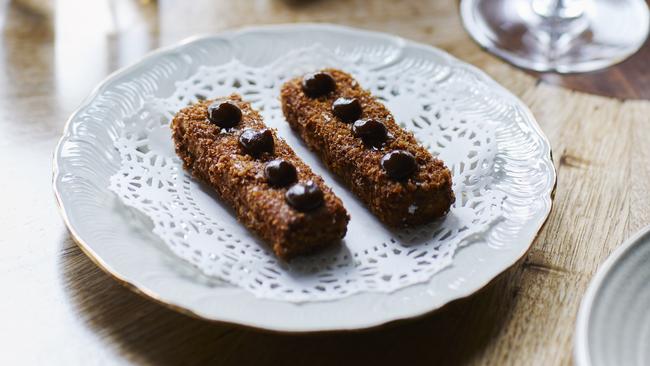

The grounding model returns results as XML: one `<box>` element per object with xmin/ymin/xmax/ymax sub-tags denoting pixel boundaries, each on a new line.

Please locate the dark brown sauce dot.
<box><xmin>352</xmin><ymin>119</ymin><xmax>389</xmax><ymax>147</ymax></box>
<box><xmin>302</xmin><ymin>72</ymin><xmax>336</xmax><ymax>98</ymax></box>
<box><xmin>238</xmin><ymin>128</ymin><xmax>274</xmax><ymax>157</ymax></box>
<box><xmin>285</xmin><ymin>181</ymin><xmax>324</xmax><ymax>212</ymax></box>
<box><xmin>264</xmin><ymin>159</ymin><xmax>298</xmax><ymax>188</ymax></box>
<box><xmin>381</xmin><ymin>150</ymin><xmax>418</xmax><ymax>180</ymax></box>
<box><xmin>207</xmin><ymin>100</ymin><xmax>241</xmax><ymax>129</ymax></box>
<box><xmin>332</xmin><ymin>97</ymin><xmax>362</xmax><ymax>123</ymax></box>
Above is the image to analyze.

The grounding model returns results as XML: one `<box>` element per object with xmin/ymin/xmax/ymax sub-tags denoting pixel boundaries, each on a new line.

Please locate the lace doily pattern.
<box><xmin>109</xmin><ymin>45</ymin><xmax>516</xmax><ymax>302</ymax></box>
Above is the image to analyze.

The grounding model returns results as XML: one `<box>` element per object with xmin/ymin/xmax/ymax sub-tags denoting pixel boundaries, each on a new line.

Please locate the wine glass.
<box><xmin>460</xmin><ymin>0</ymin><xmax>650</xmax><ymax>73</ymax></box>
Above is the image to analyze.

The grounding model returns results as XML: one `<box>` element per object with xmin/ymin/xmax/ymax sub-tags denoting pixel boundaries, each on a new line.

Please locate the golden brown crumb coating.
<box><xmin>171</xmin><ymin>94</ymin><xmax>349</xmax><ymax>260</ymax></box>
<box><xmin>281</xmin><ymin>69</ymin><xmax>454</xmax><ymax>227</ymax></box>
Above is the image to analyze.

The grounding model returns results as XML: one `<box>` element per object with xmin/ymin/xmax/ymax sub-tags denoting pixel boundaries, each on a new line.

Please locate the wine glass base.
<box><xmin>461</xmin><ymin>0</ymin><xmax>650</xmax><ymax>73</ymax></box>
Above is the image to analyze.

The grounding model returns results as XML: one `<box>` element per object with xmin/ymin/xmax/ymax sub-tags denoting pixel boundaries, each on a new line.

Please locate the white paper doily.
<box><xmin>54</xmin><ymin>24</ymin><xmax>554</xmax><ymax>330</ymax></box>
<box><xmin>108</xmin><ymin>45</ymin><xmax>506</xmax><ymax>302</ymax></box>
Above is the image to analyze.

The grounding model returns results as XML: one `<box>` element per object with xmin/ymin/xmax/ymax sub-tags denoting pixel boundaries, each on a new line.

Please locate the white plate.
<box><xmin>575</xmin><ymin>226</ymin><xmax>650</xmax><ymax>366</ymax></box>
<box><xmin>53</xmin><ymin>24</ymin><xmax>555</xmax><ymax>332</ymax></box>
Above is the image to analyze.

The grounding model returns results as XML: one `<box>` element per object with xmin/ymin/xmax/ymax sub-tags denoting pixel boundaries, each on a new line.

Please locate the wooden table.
<box><xmin>2</xmin><ymin>1</ymin><xmax>649</xmax><ymax>365</ymax></box>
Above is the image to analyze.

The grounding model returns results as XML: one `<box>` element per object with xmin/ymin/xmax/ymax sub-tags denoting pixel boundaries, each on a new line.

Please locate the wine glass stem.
<box><xmin>532</xmin><ymin>0</ymin><xmax>586</xmax><ymax>20</ymax></box>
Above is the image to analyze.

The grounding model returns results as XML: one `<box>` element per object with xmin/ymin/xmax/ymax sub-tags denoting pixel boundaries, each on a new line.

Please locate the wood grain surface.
<box><xmin>1</xmin><ymin>1</ymin><xmax>649</xmax><ymax>365</ymax></box>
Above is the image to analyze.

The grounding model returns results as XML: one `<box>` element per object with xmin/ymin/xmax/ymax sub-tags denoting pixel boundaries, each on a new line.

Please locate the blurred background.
<box><xmin>1</xmin><ymin>0</ymin><xmax>473</xmax><ymax>113</ymax></box>
<box><xmin>1</xmin><ymin>0</ymin><xmax>647</xmax><ymax>121</ymax></box>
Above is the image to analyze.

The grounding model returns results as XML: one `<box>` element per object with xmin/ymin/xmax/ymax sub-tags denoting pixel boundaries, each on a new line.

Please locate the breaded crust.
<box><xmin>171</xmin><ymin>94</ymin><xmax>349</xmax><ymax>260</ymax></box>
<box><xmin>281</xmin><ymin>69</ymin><xmax>454</xmax><ymax>227</ymax></box>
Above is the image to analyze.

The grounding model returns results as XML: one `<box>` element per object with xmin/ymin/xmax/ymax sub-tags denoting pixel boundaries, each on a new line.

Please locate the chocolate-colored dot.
<box><xmin>302</xmin><ymin>72</ymin><xmax>336</xmax><ymax>98</ymax></box>
<box><xmin>332</xmin><ymin>97</ymin><xmax>362</xmax><ymax>123</ymax></box>
<box><xmin>207</xmin><ymin>101</ymin><xmax>241</xmax><ymax>129</ymax></box>
<box><xmin>381</xmin><ymin>150</ymin><xmax>418</xmax><ymax>180</ymax></box>
<box><xmin>239</xmin><ymin>128</ymin><xmax>274</xmax><ymax>157</ymax></box>
<box><xmin>353</xmin><ymin>119</ymin><xmax>389</xmax><ymax>147</ymax></box>
<box><xmin>265</xmin><ymin>159</ymin><xmax>297</xmax><ymax>187</ymax></box>
<box><xmin>285</xmin><ymin>181</ymin><xmax>324</xmax><ymax>212</ymax></box>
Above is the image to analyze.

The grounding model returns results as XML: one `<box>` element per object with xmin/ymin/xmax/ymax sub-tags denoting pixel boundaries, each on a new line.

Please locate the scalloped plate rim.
<box><xmin>53</xmin><ymin>23</ymin><xmax>555</xmax><ymax>332</ymax></box>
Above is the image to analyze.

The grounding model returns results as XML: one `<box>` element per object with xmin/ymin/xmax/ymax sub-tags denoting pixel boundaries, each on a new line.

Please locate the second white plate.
<box><xmin>575</xmin><ymin>226</ymin><xmax>650</xmax><ymax>366</ymax></box>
